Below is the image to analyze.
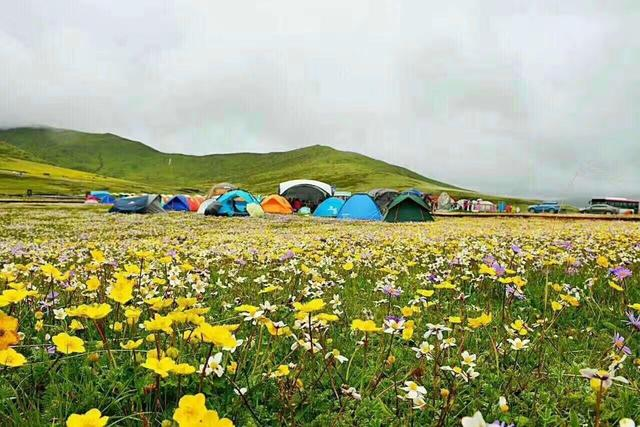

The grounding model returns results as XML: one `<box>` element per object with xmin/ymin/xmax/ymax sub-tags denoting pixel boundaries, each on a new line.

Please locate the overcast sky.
<box><xmin>1</xmin><ymin>1</ymin><xmax>639</xmax><ymax>200</ymax></box>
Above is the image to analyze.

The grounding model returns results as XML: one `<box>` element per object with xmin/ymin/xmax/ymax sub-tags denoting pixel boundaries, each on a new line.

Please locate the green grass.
<box><xmin>0</xmin><ymin>127</ymin><xmax>538</xmax><ymax>207</ymax></box>
<box><xmin>0</xmin><ymin>156</ymin><xmax>154</xmax><ymax>195</ymax></box>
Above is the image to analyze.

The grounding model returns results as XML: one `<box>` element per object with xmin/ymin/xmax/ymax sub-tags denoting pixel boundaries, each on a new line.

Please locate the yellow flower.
<box><xmin>551</xmin><ymin>301</ymin><xmax>563</xmax><ymax>312</ymax></box>
<box><xmin>108</xmin><ymin>277</ymin><xmax>134</xmax><ymax>304</ymax></box>
<box><xmin>234</xmin><ymin>304</ymin><xmax>259</xmax><ymax>314</ymax></box>
<box><xmin>52</xmin><ymin>333</ymin><xmax>85</xmax><ymax>354</ymax></box>
<box><xmin>172</xmin><ymin>363</ymin><xmax>196</xmax><ymax>375</ymax></box>
<box><xmin>120</xmin><ymin>339</ymin><xmax>143</xmax><ymax>350</ymax></box>
<box><xmin>270</xmin><ymin>364</ymin><xmax>290</xmax><ymax>378</ymax></box>
<box><xmin>86</xmin><ymin>276</ymin><xmax>101</xmax><ymax>291</ymax></box>
<box><xmin>264</xmin><ymin>320</ymin><xmax>292</xmax><ymax>337</ymax></box>
<box><xmin>314</xmin><ymin>313</ymin><xmax>339</xmax><ymax>323</ymax></box>
<box><xmin>401</xmin><ymin>306</ymin><xmax>415</xmax><ymax>317</ymax></box>
<box><xmin>351</xmin><ymin>319</ymin><xmax>381</xmax><ymax>333</ymax></box>
<box><xmin>448</xmin><ymin>316</ymin><xmax>462</xmax><ymax>324</ymax></box>
<box><xmin>434</xmin><ymin>281</ymin><xmax>457</xmax><ymax>290</ymax></box>
<box><xmin>67</xmin><ymin>304</ymin><xmax>112</xmax><ymax>320</ymax></box>
<box><xmin>343</xmin><ymin>262</ymin><xmax>354</xmax><ymax>271</ymax></box>
<box><xmin>402</xmin><ymin>320</ymin><xmax>415</xmax><ymax>340</ymax></box>
<box><xmin>173</xmin><ymin>393</ymin><xmax>234</xmax><ymax>427</ymax></box>
<box><xmin>144</xmin><ymin>314</ymin><xmax>174</xmax><ymax>334</ymax></box>
<box><xmin>195</xmin><ymin>323</ymin><xmax>237</xmax><ymax>349</ymax></box>
<box><xmin>227</xmin><ymin>361</ymin><xmax>238</xmax><ymax>374</ymax></box>
<box><xmin>259</xmin><ymin>285</ymin><xmax>283</xmax><ymax>294</ymax></box>
<box><xmin>628</xmin><ymin>303</ymin><xmax>640</xmax><ymax>311</ymax></box>
<box><xmin>69</xmin><ymin>320</ymin><xmax>85</xmax><ymax>331</ymax></box>
<box><xmin>141</xmin><ymin>356</ymin><xmax>176</xmax><ymax>378</ymax></box>
<box><xmin>0</xmin><ymin>347</ymin><xmax>27</xmax><ymax>367</ymax></box>
<box><xmin>479</xmin><ymin>264</ymin><xmax>497</xmax><ymax>276</ymax></box>
<box><xmin>468</xmin><ymin>312</ymin><xmax>492</xmax><ymax>329</ymax></box>
<box><xmin>608</xmin><ymin>281</ymin><xmax>624</xmax><ymax>292</ymax></box>
<box><xmin>293</xmin><ymin>299</ymin><xmax>326</xmax><ymax>313</ymax></box>
<box><xmin>0</xmin><ymin>312</ymin><xmax>20</xmax><ymax>350</ymax></box>
<box><xmin>596</xmin><ymin>256</ymin><xmax>609</xmax><ymax>268</ymax></box>
<box><xmin>0</xmin><ymin>288</ymin><xmax>34</xmax><ymax>306</ymax></box>
<box><xmin>416</xmin><ymin>289</ymin><xmax>434</xmax><ymax>298</ymax></box>
<box><xmin>90</xmin><ymin>250</ymin><xmax>106</xmax><ymax>263</ymax></box>
<box><xmin>66</xmin><ymin>408</ymin><xmax>108</xmax><ymax>427</ymax></box>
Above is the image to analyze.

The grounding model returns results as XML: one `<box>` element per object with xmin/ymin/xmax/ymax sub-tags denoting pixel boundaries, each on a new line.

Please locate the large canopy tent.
<box><xmin>384</xmin><ymin>194</ymin><xmax>434</xmax><ymax>223</ymax></box>
<box><xmin>110</xmin><ymin>195</ymin><xmax>166</xmax><ymax>214</ymax></box>
<box><xmin>89</xmin><ymin>191</ymin><xmax>115</xmax><ymax>204</ymax></box>
<box><xmin>261</xmin><ymin>195</ymin><xmax>293</xmax><ymax>214</ymax></box>
<box><xmin>206</xmin><ymin>183</ymin><xmax>237</xmax><ymax>200</ymax></box>
<box><xmin>278</xmin><ymin>179</ymin><xmax>334</xmax><ymax>212</ymax></box>
<box><xmin>369</xmin><ymin>188</ymin><xmax>400</xmax><ymax>212</ymax></box>
<box><xmin>204</xmin><ymin>189</ymin><xmax>258</xmax><ymax>217</ymax></box>
<box><xmin>314</xmin><ymin>197</ymin><xmax>345</xmax><ymax>218</ymax></box>
<box><xmin>337</xmin><ymin>193</ymin><xmax>383</xmax><ymax>221</ymax></box>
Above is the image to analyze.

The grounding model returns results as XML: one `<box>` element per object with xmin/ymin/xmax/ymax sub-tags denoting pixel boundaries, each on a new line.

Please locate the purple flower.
<box><xmin>491</xmin><ymin>261</ymin><xmax>506</xmax><ymax>277</ymax></box>
<box><xmin>46</xmin><ymin>291</ymin><xmax>59</xmax><ymax>301</ymax></box>
<box><xmin>279</xmin><ymin>250</ymin><xmax>295</xmax><ymax>262</ymax></box>
<box><xmin>427</xmin><ymin>273</ymin><xmax>439</xmax><ymax>283</ymax></box>
<box><xmin>610</xmin><ymin>266</ymin><xmax>632</xmax><ymax>281</ymax></box>
<box><xmin>489</xmin><ymin>422</ymin><xmax>514</xmax><ymax>427</ymax></box>
<box><xmin>235</xmin><ymin>258</ymin><xmax>247</xmax><ymax>266</ymax></box>
<box><xmin>511</xmin><ymin>244</ymin><xmax>522</xmax><ymax>254</ymax></box>
<box><xmin>382</xmin><ymin>285</ymin><xmax>402</xmax><ymax>298</ymax></box>
<box><xmin>625</xmin><ymin>311</ymin><xmax>640</xmax><ymax>332</ymax></box>
<box><xmin>612</xmin><ymin>332</ymin><xmax>632</xmax><ymax>355</ymax></box>
<box><xmin>483</xmin><ymin>255</ymin><xmax>496</xmax><ymax>266</ymax></box>
<box><xmin>46</xmin><ymin>346</ymin><xmax>56</xmax><ymax>355</ymax></box>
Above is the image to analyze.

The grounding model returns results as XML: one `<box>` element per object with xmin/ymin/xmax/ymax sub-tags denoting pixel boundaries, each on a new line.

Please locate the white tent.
<box><xmin>437</xmin><ymin>192</ymin><xmax>454</xmax><ymax>210</ymax></box>
<box><xmin>278</xmin><ymin>179</ymin><xmax>334</xmax><ymax>196</ymax></box>
<box><xmin>197</xmin><ymin>197</ymin><xmax>219</xmax><ymax>214</ymax></box>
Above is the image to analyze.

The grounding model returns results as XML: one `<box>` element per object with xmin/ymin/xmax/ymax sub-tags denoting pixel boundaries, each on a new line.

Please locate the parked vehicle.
<box><xmin>527</xmin><ymin>201</ymin><xmax>560</xmax><ymax>214</ymax></box>
<box><xmin>580</xmin><ymin>204</ymin><xmax>621</xmax><ymax>215</ymax></box>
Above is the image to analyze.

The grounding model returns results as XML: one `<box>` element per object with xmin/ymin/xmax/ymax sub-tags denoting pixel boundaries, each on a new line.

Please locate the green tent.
<box><xmin>384</xmin><ymin>194</ymin><xmax>434</xmax><ymax>222</ymax></box>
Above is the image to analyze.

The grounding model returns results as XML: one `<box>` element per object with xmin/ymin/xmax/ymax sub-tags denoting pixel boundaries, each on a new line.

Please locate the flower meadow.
<box><xmin>0</xmin><ymin>206</ymin><xmax>639</xmax><ymax>426</ymax></box>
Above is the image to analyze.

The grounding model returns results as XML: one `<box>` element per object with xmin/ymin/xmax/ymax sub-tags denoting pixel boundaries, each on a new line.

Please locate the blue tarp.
<box><xmin>337</xmin><ymin>194</ymin><xmax>383</xmax><ymax>221</ymax></box>
<box><xmin>110</xmin><ymin>195</ymin><xmax>166</xmax><ymax>214</ymax></box>
<box><xmin>313</xmin><ymin>197</ymin><xmax>345</xmax><ymax>218</ymax></box>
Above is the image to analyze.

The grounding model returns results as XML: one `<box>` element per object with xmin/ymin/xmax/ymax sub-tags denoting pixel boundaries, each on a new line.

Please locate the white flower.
<box><xmin>619</xmin><ymin>419</ymin><xmax>635</xmax><ymax>427</ymax></box>
<box><xmin>260</xmin><ymin>301</ymin><xmax>277</xmax><ymax>313</ymax></box>
<box><xmin>234</xmin><ymin>387</ymin><xmax>247</xmax><ymax>396</ymax></box>
<box><xmin>199</xmin><ymin>352</ymin><xmax>224</xmax><ymax>377</ymax></box>
<box><xmin>498</xmin><ymin>396</ymin><xmax>509</xmax><ymax>412</ymax></box>
<box><xmin>461</xmin><ymin>411</ymin><xmax>487</xmax><ymax>427</ymax></box>
<box><xmin>399</xmin><ymin>381</ymin><xmax>427</xmax><ymax>400</ymax></box>
<box><xmin>461</xmin><ymin>351</ymin><xmax>477</xmax><ymax>367</ymax></box>
<box><xmin>507</xmin><ymin>337</ymin><xmax>530</xmax><ymax>351</ymax></box>
<box><xmin>412</xmin><ymin>341</ymin><xmax>434</xmax><ymax>360</ymax></box>
<box><xmin>325</xmin><ymin>349</ymin><xmax>348</xmax><ymax>364</ymax></box>
<box><xmin>54</xmin><ymin>308</ymin><xmax>67</xmax><ymax>320</ymax></box>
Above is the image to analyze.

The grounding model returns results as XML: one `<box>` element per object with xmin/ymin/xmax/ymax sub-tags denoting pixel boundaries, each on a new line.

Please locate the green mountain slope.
<box><xmin>0</xmin><ymin>127</ymin><xmax>535</xmax><ymax>205</ymax></box>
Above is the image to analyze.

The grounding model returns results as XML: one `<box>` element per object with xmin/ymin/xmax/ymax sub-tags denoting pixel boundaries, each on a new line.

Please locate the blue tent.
<box><xmin>163</xmin><ymin>195</ymin><xmax>191</xmax><ymax>211</ymax></box>
<box><xmin>205</xmin><ymin>189</ymin><xmax>258</xmax><ymax>217</ymax></box>
<box><xmin>110</xmin><ymin>195</ymin><xmax>166</xmax><ymax>214</ymax></box>
<box><xmin>337</xmin><ymin>194</ymin><xmax>383</xmax><ymax>221</ymax></box>
<box><xmin>90</xmin><ymin>191</ymin><xmax>115</xmax><ymax>204</ymax></box>
<box><xmin>314</xmin><ymin>197</ymin><xmax>345</xmax><ymax>218</ymax></box>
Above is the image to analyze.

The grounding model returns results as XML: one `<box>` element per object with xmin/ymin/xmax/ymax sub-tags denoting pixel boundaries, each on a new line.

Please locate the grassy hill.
<box><xmin>0</xmin><ymin>127</ymin><xmax>536</xmax><ymax>206</ymax></box>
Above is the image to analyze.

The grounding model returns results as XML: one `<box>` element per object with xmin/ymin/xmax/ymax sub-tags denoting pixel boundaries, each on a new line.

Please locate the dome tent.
<box><xmin>337</xmin><ymin>193</ymin><xmax>383</xmax><ymax>221</ymax></box>
<box><xmin>163</xmin><ymin>195</ymin><xmax>192</xmax><ymax>212</ymax></box>
<box><xmin>278</xmin><ymin>179</ymin><xmax>334</xmax><ymax>211</ymax></box>
<box><xmin>206</xmin><ymin>183</ymin><xmax>237</xmax><ymax>200</ymax></box>
<box><xmin>247</xmin><ymin>203</ymin><xmax>265</xmax><ymax>217</ymax></box>
<box><xmin>313</xmin><ymin>197</ymin><xmax>345</xmax><ymax>218</ymax></box>
<box><xmin>204</xmin><ymin>189</ymin><xmax>258</xmax><ymax>217</ymax></box>
<box><xmin>90</xmin><ymin>191</ymin><xmax>115</xmax><ymax>204</ymax></box>
<box><xmin>197</xmin><ymin>197</ymin><xmax>218</xmax><ymax>214</ymax></box>
<box><xmin>369</xmin><ymin>188</ymin><xmax>400</xmax><ymax>212</ymax></box>
<box><xmin>384</xmin><ymin>194</ymin><xmax>434</xmax><ymax>222</ymax></box>
<box><xmin>110</xmin><ymin>195</ymin><xmax>166</xmax><ymax>214</ymax></box>
<box><xmin>261</xmin><ymin>195</ymin><xmax>293</xmax><ymax>214</ymax></box>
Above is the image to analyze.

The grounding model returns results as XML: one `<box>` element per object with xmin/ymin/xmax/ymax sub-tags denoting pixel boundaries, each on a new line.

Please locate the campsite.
<box><xmin>3</xmin><ymin>3</ymin><xmax>640</xmax><ymax>426</ymax></box>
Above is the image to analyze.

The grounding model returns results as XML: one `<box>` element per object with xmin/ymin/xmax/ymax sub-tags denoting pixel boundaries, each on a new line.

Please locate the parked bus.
<box><xmin>589</xmin><ymin>197</ymin><xmax>639</xmax><ymax>214</ymax></box>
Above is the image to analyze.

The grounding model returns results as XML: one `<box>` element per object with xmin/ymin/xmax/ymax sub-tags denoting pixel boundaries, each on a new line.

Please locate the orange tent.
<box><xmin>261</xmin><ymin>195</ymin><xmax>293</xmax><ymax>214</ymax></box>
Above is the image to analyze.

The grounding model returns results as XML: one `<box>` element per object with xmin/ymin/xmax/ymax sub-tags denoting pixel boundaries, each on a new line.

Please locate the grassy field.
<box><xmin>0</xmin><ymin>127</ymin><xmax>538</xmax><ymax>208</ymax></box>
<box><xmin>0</xmin><ymin>206</ymin><xmax>637</xmax><ymax>426</ymax></box>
